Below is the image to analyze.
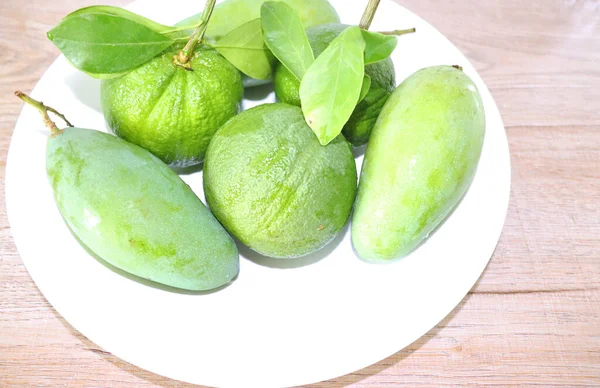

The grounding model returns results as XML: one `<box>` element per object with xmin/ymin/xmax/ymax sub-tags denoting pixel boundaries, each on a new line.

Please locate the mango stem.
<box><xmin>174</xmin><ymin>0</ymin><xmax>216</xmax><ymax>68</ymax></box>
<box><xmin>14</xmin><ymin>91</ymin><xmax>72</xmax><ymax>137</ymax></box>
<box><xmin>359</xmin><ymin>0</ymin><xmax>381</xmax><ymax>30</ymax></box>
<box><xmin>379</xmin><ymin>28</ymin><xmax>416</xmax><ymax>36</ymax></box>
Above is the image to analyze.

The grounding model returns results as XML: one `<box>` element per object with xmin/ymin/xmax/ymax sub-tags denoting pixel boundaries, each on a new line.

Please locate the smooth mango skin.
<box><xmin>204</xmin><ymin>103</ymin><xmax>357</xmax><ymax>259</ymax></box>
<box><xmin>46</xmin><ymin>128</ymin><xmax>239</xmax><ymax>290</ymax></box>
<box><xmin>352</xmin><ymin>66</ymin><xmax>486</xmax><ymax>262</ymax></box>
<box><xmin>178</xmin><ymin>0</ymin><xmax>340</xmax><ymax>40</ymax></box>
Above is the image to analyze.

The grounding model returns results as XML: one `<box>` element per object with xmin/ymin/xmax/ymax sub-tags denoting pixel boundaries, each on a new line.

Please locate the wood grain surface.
<box><xmin>1</xmin><ymin>0</ymin><xmax>599</xmax><ymax>386</ymax></box>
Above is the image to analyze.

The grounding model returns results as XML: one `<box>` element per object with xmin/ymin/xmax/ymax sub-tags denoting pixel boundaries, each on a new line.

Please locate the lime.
<box><xmin>101</xmin><ymin>45</ymin><xmax>243</xmax><ymax>167</ymax></box>
<box><xmin>274</xmin><ymin>24</ymin><xmax>396</xmax><ymax>147</ymax></box>
<box><xmin>204</xmin><ymin>103</ymin><xmax>357</xmax><ymax>259</ymax></box>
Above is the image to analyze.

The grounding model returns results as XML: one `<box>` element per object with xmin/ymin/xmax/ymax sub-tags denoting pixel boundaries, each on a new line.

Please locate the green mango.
<box><xmin>204</xmin><ymin>103</ymin><xmax>357</xmax><ymax>259</ymax></box>
<box><xmin>274</xmin><ymin>24</ymin><xmax>396</xmax><ymax>146</ymax></box>
<box><xmin>352</xmin><ymin>65</ymin><xmax>486</xmax><ymax>262</ymax></box>
<box><xmin>47</xmin><ymin>127</ymin><xmax>239</xmax><ymax>290</ymax></box>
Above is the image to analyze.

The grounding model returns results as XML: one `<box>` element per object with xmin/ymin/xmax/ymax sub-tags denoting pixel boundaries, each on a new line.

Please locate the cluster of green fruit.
<box><xmin>17</xmin><ymin>0</ymin><xmax>485</xmax><ymax>292</ymax></box>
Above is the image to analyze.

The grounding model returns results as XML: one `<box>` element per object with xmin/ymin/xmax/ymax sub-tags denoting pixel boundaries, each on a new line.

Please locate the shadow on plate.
<box><xmin>67</xmin><ymin>225</ymin><xmax>234</xmax><ymax>295</ymax></box>
<box><xmin>353</xmin><ymin>144</ymin><xmax>366</xmax><ymax>159</ymax></box>
<box><xmin>243</xmin><ymin>82</ymin><xmax>274</xmax><ymax>101</ymax></box>
<box><xmin>238</xmin><ymin>223</ymin><xmax>349</xmax><ymax>269</ymax></box>
<box><xmin>171</xmin><ymin>162</ymin><xmax>203</xmax><ymax>176</ymax></box>
<box><xmin>65</xmin><ymin>71</ymin><xmax>102</xmax><ymax>113</ymax></box>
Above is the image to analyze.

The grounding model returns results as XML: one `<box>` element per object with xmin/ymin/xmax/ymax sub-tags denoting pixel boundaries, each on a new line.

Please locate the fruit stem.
<box><xmin>174</xmin><ymin>0</ymin><xmax>216</xmax><ymax>68</ymax></box>
<box><xmin>378</xmin><ymin>28</ymin><xmax>416</xmax><ymax>36</ymax></box>
<box><xmin>359</xmin><ymin>0</ymin><xmax>381</xmax><ymax>30</ymax></box>
<box><xmin>14</xmin><ymin>91</ymin><xmax>73</xmax><ymax>137</ymax></box>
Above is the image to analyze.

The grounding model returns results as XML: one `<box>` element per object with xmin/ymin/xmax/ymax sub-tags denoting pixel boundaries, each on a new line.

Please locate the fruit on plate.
<box><xmin>178</xmin><ymin>0</ymin><xmax>340</xmax><ymax>40</ymax></box>
<box><xmin>176</xmin><ymin>0</ymin><xmax>340</xmax><ymax>88</ymax></box>
<box><xmin>16</xmin><ymin>91</ymin><xmax>239</xmax><ymax>291</ymax></box>
<box><xmin>352</xmin><ymin>65</ymin><xmax>486</xmax><ymax>262</ymax></box>
<box><xmin>274</xmin><ymin>23</ymin><xmax>395</xmax><ymax>147</ymax></box>
<box><xmin>204</xmin><ymin>103</ymin><xmax>357</xmax><ymax>258</ymax></box>
<box><xmin>101</xmin><ymin>44</ymin><xmax>243</xmax><ymax>167</ymax></box>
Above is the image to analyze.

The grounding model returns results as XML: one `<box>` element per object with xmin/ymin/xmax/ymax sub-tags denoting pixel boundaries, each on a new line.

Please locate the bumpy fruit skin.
<box><xmin>204</xmin><ymin>103</ymin><xmax>357</xmax><ymax>259</ymax></box>
<box><xmin>274</xmin><ymin>24</ymin><xmax>396</xmax><ymax>147</ymax></box>
<box><xmin>46</xmin><ymin>128</ymin><xmax>239</xmax><ymax>290</ymax></box>
<box><xmin>177</xmin><ymin>0</ymin><xmax>340</xmax><ymax>88</ymax></box>
<box><xmin>177</xmin><ymin>0</ymin><xmax>340</xmax><ymax>40</ymax></box>
<box><xmin>101</xmin><ymin>45</ymin><xmax>243</xmax><ymax>168</ymax></box>
<box><xmin>352</xmin><ymin>66</ymin><xmax>486</xmax><ymax>262</ymax></box>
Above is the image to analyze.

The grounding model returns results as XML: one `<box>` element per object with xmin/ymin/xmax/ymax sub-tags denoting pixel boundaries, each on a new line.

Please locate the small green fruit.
<box><xmin>274</xmin><ymin>24</ymin><xmax>396</xmax><ymax>146</ymax></box>
<box><xmin>204</xmin><ymin>103</ymin><xmax>357</xmax><ymax>258</ymax></box>
<box><xmin>177</xmin><ymin>0</ymin><xmax>341</xmax><ymax>88</ymax></box>
<box><xmin>178</xmin><ymin>0</ymin><xmax>340</xmax><ymax>40</ymax></box>
<box><xmin>47</xmin><ymin>127</ymin><xmax>239</xmax><ymax>290</ymax></box>
<box><xmin>101</xmin><ymin>45</ymin><xmax>243</xmax><ymax>167</ymax></box>
<box><xmin>352</xmin><ymin>65</ymin><xmax>486</xmax><ymax>262</ymax></box>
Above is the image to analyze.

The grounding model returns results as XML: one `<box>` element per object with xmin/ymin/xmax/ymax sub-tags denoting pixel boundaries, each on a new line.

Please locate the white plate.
<box><xmin>5</xmin><ymin>0</ymin><xmax>511</xmax><ymax>387</ymax></box>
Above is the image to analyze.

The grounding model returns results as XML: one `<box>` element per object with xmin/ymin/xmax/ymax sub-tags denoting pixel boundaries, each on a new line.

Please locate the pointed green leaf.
<box><xmin>261</xmin><ymin>1</ymin><xmax>314</xmax><ymax>81</ymax></box>
<box><xmin>358</xmin><ymin>74</ymin><xmax>372</xmax><ymax>104</ymax></box>
<box><xmin>361</xmin><ymin>30</ymin><xmax>398</xmax><ymax>64</ymax></box>
<box><xmin>175</xmin><ymin>13</ymin><xmax>202</xmax><ymax>29</ymax></box>
<box><xmin>300</xmin><ymin>26</ymin><xmax>366</xmax><ymax>145</ymax></box>
<box><xmin>67</xmin><ymin>6</ymin><xmax>173</xmax><ymax>33</ymax></box>
<box><xmin>212</xmin><ymin>19</ymin><xmax>275</xmax><ymax>80</ymax></box>
<box><xmin>63</xmin><ymin>57</ymin><xmax>128</xmax><ymax>79</ymax></box>
<box><xmin>48</xmin><ymin>13</ymin><xmax>174</xmax><ymax>75</ymax></box>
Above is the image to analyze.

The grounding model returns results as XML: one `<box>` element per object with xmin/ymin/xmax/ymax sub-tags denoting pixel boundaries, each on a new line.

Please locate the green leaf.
<box><xmin>358</xmin><ymin>74</ymin><xmax>372</xmax><ymax>104</ymax></box>
<box><xmin>212</xmin><ymin>19</ymin><xmax>275</xmax><ymax>80</ymax></box>
<box><xmin>64</xmin><ymin>57</ymin><xmax>128</xmax><ymax>79</ymax></box>
<box><xmin>48</xmin><ymin>13</ymin><xmax>175</xmax><ymax>75</ymax></box>
<box><xmin>174</xmin><ymin>12</ymin><xmax>203</xmax><ymax>27</ymax></box>
<box><xmin>361</xmin><ymin>30</ymin><xmax>398</xmax><ymax>65</ymax></box>
<box><xmin>261</xmin><ymin>1</ymin><xmax>314</xmax><ymax>81</ymax></box>
<box><xmin>67</xmin><ymin>6</ymin><xmax>173</xmax><ymax>33</ymax></box>
<box><xmin>300</xmin><ymin>26</ymin><xmax>366</xmax><ymax>146</ymax></box>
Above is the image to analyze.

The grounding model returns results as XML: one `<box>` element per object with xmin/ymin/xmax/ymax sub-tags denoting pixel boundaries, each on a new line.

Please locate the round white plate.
<box><xmin>5</xmin><ymin>0</ymin><xmax>511</xmax><ymax>387</ymax></box>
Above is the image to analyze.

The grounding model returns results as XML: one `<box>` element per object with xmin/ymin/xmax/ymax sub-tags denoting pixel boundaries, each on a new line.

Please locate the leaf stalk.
<box><xmin>378</xmin><ymin>28</ymin><xmax>416</xmax><ymax>36</ymax></box>
<box><xmin>359</xmin><ymin>0</ymin><xmax>381</xmax><ymax>30</ymax></box>
<box><xmin>174</xmin><ymin>0</ymin><xmax>216</xmax><ymax>68</ymax></box>
<box><xmin>14</xmin><ymin>91</ymin><xmax>73</xmax><ymax>137</ymax></box>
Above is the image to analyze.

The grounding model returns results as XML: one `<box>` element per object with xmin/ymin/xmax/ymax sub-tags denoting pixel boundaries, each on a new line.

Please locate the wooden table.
<box><xmin>1</xmin><ymin>0</ymin><xmax>598</xmax><ymax>386</ymax></box>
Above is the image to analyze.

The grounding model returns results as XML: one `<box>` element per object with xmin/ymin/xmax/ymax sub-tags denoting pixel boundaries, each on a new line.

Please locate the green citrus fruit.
<box><xmin>177</xmin><ymin>0</ymin><xmax>340</xmax><ymax>40</ymax></box>
<box><xmin>204</xmin><ymin>103</ymin><xmax>357</xmax><ymax>259</ymax></box>
<box><xmin>274</xmin><ymin>24</ymin><xmax>396</xmax><ymax>147</ymax></box>
<box><xmin>101</xmin><ymin>45</ymin><xmax>243</xmax><ymax>167</ymax></box>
